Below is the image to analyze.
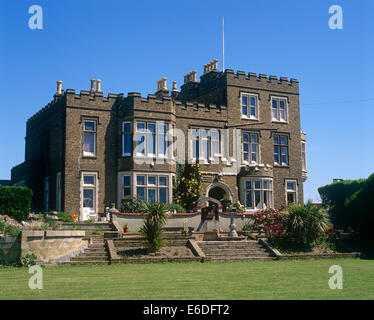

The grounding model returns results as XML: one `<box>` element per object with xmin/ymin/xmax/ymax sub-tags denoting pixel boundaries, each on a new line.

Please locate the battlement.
<box><xmin>224</xmin><ymin>69</ymin><xmax>299</xmax><ymax>90</ymax></box>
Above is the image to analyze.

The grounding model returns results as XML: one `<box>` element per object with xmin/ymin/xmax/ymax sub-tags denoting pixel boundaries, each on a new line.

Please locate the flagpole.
<box><xmin>222</xmin><ymin>16</ymin><xmax>225</xmax><ymax>72</ymax></box>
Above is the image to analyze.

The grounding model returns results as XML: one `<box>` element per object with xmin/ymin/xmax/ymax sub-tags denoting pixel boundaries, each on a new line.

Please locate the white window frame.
<box><xmin>301</xmin><ymin>141</ymin><xmax>307</xmax><ymax>172</ymax></box>
<box><xmin>274</xmin><ymin>134</ymin><xmax>289</xmax><ymax>166</ymax></box>
<box><xmin>191</xmin><ymin>128</ymin><xmax>221</xmax><ymax>162</ymax></box>
<box><xmin>242</xmin><ymin>132</ymin><xmax>260</xmax><ymax>164</ymax></box>
<box><xmin>135</xmin><ymin>121</ymin><xmax>170</xmax><ymax>158</ymax></box>
<box><xmin>117</xmin><ymin>172</ymin><xmax>173</xmax><ymax>207</ymax></box>
<box><xmin>271</xmin><ymin>96</ymin><xmax>289</xmax><ymax>123</ymax></box>
<box><xmin>80</xmin><ymin>172</ymin><xmax>99</xmax><ymax>221</ymax></box>
<box><xmin>122</xmin><ymin>122</ymin><xmax>132</xmax><ymax>157</ymax></box>
<box><xmin>285</xmin><ymin>179</ymin><xmax>298</xmax><ymax>204</ymax></box>
<box><xmin>241</xmin><ymin>93</ymin><xmax>259</xmax><ymax>120</ymax></box>
<box><xmin>83</xmin><ymin>120</ymin><xmax>97</xmax><ymax>157</ymax></box>
<box><xmin>240</xmin><ymin>177</ymin><xmax>273</xmax><ymax>212</ymax></box>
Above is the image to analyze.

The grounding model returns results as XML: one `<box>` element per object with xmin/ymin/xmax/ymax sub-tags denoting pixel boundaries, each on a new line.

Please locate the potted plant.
<box><xmin>123</xmin><ymin>223</ymin><xmax>129</xmax><ymax>233</ymax></box>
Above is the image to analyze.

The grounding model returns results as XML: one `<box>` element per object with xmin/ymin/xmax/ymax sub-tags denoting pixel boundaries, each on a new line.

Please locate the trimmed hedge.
<box><xmin>0</xmin><ymin>186</ymin><xmax>32</xmax><ymax>222</ymax></box>
<box><xmin>345</xmin><ymin>173</ymin><xmax>374</xmax><ymax>240</ymax></box>
<box><xmin>318</xmin><ymin>178</ymin><xmax>366</xmax><ymax>230</ymax></box>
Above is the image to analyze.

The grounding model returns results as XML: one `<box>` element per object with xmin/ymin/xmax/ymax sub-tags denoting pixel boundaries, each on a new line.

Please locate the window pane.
<box><xmin>255</xmin><ymin>181</ymin><xmax>261</xmax><ymax>189</ymax></box>
<box><xmin>243</xmin><ymin>143</ymin><xmax>249</xmax><ymax>152</ymax></box>
<box><xmin>250</xmin><ymin>106</ymin><xmax>256</xmax><ymax>117</ymax></box>
<box><xmin>274</xmin><ymin>146</ymin><xmax>280</xmax><ymax>163</ymax></box>
<box><xmin>159</xmin><ymin>176</ymin><xmax>168</xmax><ymax>186</ymax></box>
<box><xmin>123</xmin><ymin>134</ymin><xmax>131</xmax><ymax>154</ymax></box>
<box><xmin>211</xmin><ymin>129</ymin><xmax>219</xmax><ymax>141</ymax></box>
<box><xmin>148</xmin><ymin>123</ymin><xmax>156</xmax><ymax>133</ymax></box>
<box><xmin>148</xmin><ymin>189</ymin><xmax>156</xmax><ymax>203</ymax></box>
<box><xmin>280</xmin><ymin>109</ymin><xmax>285</xmax><ymax>120</ymax></box>
<box><xmin>279</xmin><ymin>100</ymin><xmax>285</xmax><ymax>108</ymax></box>
<box><xmin>244</xmin><ymin>152</ymin><xmax>249</xmax><ymax>161</ymax></box>
<box><xmin>250</xmin><ymin>97</ymin><xmax>256</xmax><ymax>106</ymax></box>
<box><xmin>123</xmin><ymin>122</ymin><xmax>131</xmax><ymax>132</ymax></box>
<box><xmin>123</xmin><ymin>188</ymin><xmax>131</xmax><ymax>198</ymax></box>
<box><xmin>123</xmin><ymin>176</ymin><xmax>130</xmax><ymax>186</ymax></box>
<box><xmin>137</xmin><ymin>122</ymin><xmax>146</xmax><ymax>132</ymax></box>
<box><xmin>242</xmin><ymin>106</ymin><xmax>248</xmax><ymax>116</ymax></box>
<box><xmin>136</xmin><ymin>134</ymin><xmax>145</xmax><ymax>155</ymax></box>
<box><xmin>159</xmin><ymin>188</ymin><xmax>168</xmax><ymax>204</ymax></box>
<box><xmin>245</xmin><ymin>181</ymin><xmax>252</xmax><ymax>190</ymax></box>
<box><xmin>246</xmin><ymin>191</ymin><xmax>253</xmax><ymax>208</ymax></box>
<box><xmin>251</xmin><ymin>134</ymin><xmax>258</xmax><ymax>143</ymax></box>
<box><xmin>287</xmin><ymin>192</ymin><xmax>295</xmax><ymax>204</ymax></box>
<box><xmin>192</xmin><ymin>129</ymin><xmax>199</xmax><ymax>139</ymax></box>
<box><xmin>137</xmin><ymin>175</ymin><xmax>145</xmax><ymax>186</ymax></box>
<box><xmin>212</xmin><ymin>140</ymin><xmax>219</xmax><ymax>155</ymax></box>
<box><xmin>83</xmin><ymin>189</ymin><xmax>94</xmax><ymax>208</ymax></box>
<box><xmin>272</xmin><ymin>108</ymin><xmax>278</xmax><ymax>119</ymax></box>
<box><xmin>202</xmin><ymin>140</ymin><xmax>208</xmax><ymax>159</ymax></box>
<box><xmin>272</xmin><ymin>100</ymin><xmax>278</xmax><ymax>108</ymax></box>
<box><xmin>193</xmin><ymin>139</ymin><xmax>198</xmax><ymax>158</ymax></box>
<box><xmin>274</xmin><ymin>135</ymin><xmax>279</xmax><ymax>145</ymax></box>
<box><xmin>243</xmin><ymin>133</ymin><xmax>249</xmax><ymax>143</ymax></box>
<box><xmin>136</xmin><ymin>187</ymin><xmax>145</xmax><ymax>201</ymax></box>
<box><xmin>147</xmin><ymin>133</ymin><xmax>156</xmax><ymax>155</ymax></box>
<box><xmin>158</xmin><ymin>123</ymin><xmax>167</xmax><ymax>134</ymax></box>
<box><xmin>263</xmin><ymin>180</ymin><xmax>268</xmax><ymax>189</ymax></box>
<box><xmin>255</xmin><ymin>191</ymin><xmax>261</xmax><ymax>208</ymax></box>
<box><xmin>287</xmin><ymin>182</ymin><xmax>295</xmax><ymax>191</ymax></box>
<box><xmin>242</xmin><ymin>96</ymin><xmax>248</xmax><ymax>106</ymax></box>
<box><xmin>83</xmin><ymin>133</ymin><xmax>95</xmax><ymax>155</ymax></box>
<box><xmin>84</xmin><ymin>176</ymin><xmax>95</xmax><ymax>186</ymax></box>
<box><xmin>148</xmin><ymin>176</ymin><xmax>156</xmax><ymax>185</ymax></box>
<box><xmin>281</xmin><ymin>136</ymin><xmax>288</xmax><ymax>145</ymax></box>
<box><xmin>84</xmin><ymin>121</ymin><xmax>96</xmax><ymax>132</ymax></box>
<box><xmin>158</xmin><ymin>134</ymin><xmax>166</xmax><ymax>155</ymax></box>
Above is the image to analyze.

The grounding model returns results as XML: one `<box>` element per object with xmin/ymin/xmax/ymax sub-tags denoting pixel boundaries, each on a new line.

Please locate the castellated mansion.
<box><xmin>11</xmin><ymin>60</ymin><xmax>307</xmax><ymax>221</ymax></box>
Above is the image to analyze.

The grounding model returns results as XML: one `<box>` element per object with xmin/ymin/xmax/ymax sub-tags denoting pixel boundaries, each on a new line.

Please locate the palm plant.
<box><xmin>139</xmin><ymin>202</ymin><xmax>169</xmax><ymax>252</ymax></box>
<box><xmin>280</xmin><ymin>200</ymin><xmax>329</xmax><ymax>244</ymax></box>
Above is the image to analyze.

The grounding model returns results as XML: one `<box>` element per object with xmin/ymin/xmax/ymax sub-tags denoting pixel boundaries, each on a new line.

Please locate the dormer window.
<box><xmin>241</xmin><ymin>93</ymin><xmax>259</xmax><ymax>120</ymax></box>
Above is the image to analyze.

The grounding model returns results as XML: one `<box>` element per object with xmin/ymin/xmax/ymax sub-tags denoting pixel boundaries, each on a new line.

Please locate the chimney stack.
<box><xmin>96</xmin><ymin>79</ymin><xmax>102</xmax><ymax>92</ymax></box>
<box><xmin>204</xmin><ymin>59</ymin><xmax>218</xmax><ymax>74</ymax></box>
<box><xmin>184</xmin><ymin>71</ymin><xmax>197</xmax><ymax>84</ymax></box>
<box><xmin>90</xmin><ymin>79</ymin><xmax>96</xmax><ymax>92</ymax></box>
<box><xmin>56</xmin><ymin>80</ymin><xmax>62</xmax><ymax>95</ymax></box>
<box><xmin>157</xmin><ymin>77</ymin><xmax>167</xmax><ymax>91</ymax></box>
<box><xmin>172</xmin><ymin>81</ymin><xmax>178</xmax><ymax>92</ymax></box>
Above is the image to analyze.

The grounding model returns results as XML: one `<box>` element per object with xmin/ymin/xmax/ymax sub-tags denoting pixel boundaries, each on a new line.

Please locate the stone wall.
<box><xmin>21</xmin><ymin>230</ymin><xmax>88</xmax><ymax>264</ymax></box>
<box><xmin>112</xmin><ymin>212</ymin><xmax>250</xmax><ymax>233</ymax></box>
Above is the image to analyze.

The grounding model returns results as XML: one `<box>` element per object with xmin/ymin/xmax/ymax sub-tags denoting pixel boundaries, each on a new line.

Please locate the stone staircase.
<box><xmin>60</xmin><ymin>223</ymin><xmax>113</xmax><ymax>265</ymax></box>
<box><xmin>196</xmin><ymin>240</ymin><xmax>276</xmax><ymax>262</ymax></box>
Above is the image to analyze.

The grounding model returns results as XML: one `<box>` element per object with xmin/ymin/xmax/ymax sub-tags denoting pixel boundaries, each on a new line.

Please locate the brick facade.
<box><xmin>12</xmin><ymin>62</ymin><xmax>307</xmax><ymax>220</ymax></box>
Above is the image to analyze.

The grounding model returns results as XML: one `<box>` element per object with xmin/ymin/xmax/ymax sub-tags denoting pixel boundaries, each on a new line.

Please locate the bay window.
<box><xmin>135</xmin><ymin>121</ymin><xmax>169</xmax><ymax>157</ymax></box>
<box><xmin>242</xmin><ymin>177</ymin><xmax>273</xmax><ymax>210</ymax></box>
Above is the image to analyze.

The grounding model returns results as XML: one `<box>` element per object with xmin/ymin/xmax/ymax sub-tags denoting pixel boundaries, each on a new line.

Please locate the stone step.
<box><xmin>202</xmin><ymin>250</ymin><xmax>271</xmax><ymax>255</ymax></box>
<box><xmin>81</xmin><ymin>252</ymin><xmax>108</xmax><ymax>257</ymax></box>
<box><xmin>209</xmin><ymin>256</ymin><xmax>276</xmax><ymax>262</ymax></box>
<box><xmin>205</xmin><ymin>252</ymin><xmax>272</xmax><ymax>257</ymax></box>
<box><xmin>60</xmin><ymin>260</ymin><xmax>109</xmax><ymax>265</ymax></box>
<box><xmin>71</xmin><ymin>256</ymin><xmax>109</xmax><ymax>262</ymax></box>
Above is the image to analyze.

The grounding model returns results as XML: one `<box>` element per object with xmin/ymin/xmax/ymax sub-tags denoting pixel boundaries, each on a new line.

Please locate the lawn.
<box><xmin>0</xmin><ymin>259</ymin><xmax>373</xmax><ymax>299</ymax></box>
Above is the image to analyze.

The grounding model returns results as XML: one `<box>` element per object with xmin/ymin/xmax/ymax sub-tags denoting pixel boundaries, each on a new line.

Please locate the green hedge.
<box><xmin>344</xmin><ymin>173</ymin><xmax>374</xmax><ymax>240</ymax></box>
<box><xmin>0</xmin><ymin>186</ymin><xmax>32</xmax><ymax>222</ymax></box>
<box><xmin>318</xmin><ymin>178</ymin><xmax>366</xmax><ymax>230</ymax></box>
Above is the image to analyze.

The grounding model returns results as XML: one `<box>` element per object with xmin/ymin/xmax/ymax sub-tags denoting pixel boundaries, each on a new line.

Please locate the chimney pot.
<box><xmin>157</xmin><ymin>77</ymin><xmax>167</xmax><ymax>91</ymax></box>
<box><xmin>96</xmin><ymin>79</ymin><xmax>102</xmax><ymax>92</ymax></box>
<box><xmin>56</xmin><ymin>80</ymin><xmax>62</xmax><ymax>95</ymax></box>
<box><xmin>90</xmin><ymin>79</ymin><xmax>96</xmax><ymax>92</ymax></box>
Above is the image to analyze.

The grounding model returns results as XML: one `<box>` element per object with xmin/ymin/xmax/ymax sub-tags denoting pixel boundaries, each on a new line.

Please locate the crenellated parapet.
<box><xmin>224</xmin><ymin>69</ymin><xmax>299</xmax><ymax>93</ymax></box>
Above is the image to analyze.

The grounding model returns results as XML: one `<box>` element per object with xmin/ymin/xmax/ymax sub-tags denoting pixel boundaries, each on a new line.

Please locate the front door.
<box><xmin>82</xmin><ymin>188</ymin><xmax>96</xmax><ymax>221</ymax></box>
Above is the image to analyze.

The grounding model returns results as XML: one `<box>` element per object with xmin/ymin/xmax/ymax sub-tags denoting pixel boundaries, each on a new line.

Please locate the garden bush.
<box><xmin>120</xmin><ymin>198</ymin><xmax>148</xmax><ymax>213</ymax></box>
<box><xmin>166</xmin><ymin>202</ymin><xmax>186</xmax><ymax>213</ymax></box>
<box><xmin>344</xmin><ymin>173</ymin><xmax>374</xmax><ymax>240</ymax></box>
<box><xmin>318</xmin><ymin>178</ymin><xmax>366</xmax><ymax>230</ymax></box>
<box><xmin>0</xmin><ymin>220</ymin><xmax>21</xmax><ymax>237</ymax></box>
<box><xmin>139</xmin><ymin>202</ymin><xmax>168</xmax><ymax>252</ymax></box>
<box><xmin>280</xmin><ymin>200</ymin><xmax>329</xmax><ymax>244</ymax></box>
<box><xmin>56</xmin><ymin>212</ymin><xmax>74</xmax><ymax>222</ymax></box>
<box><xmin>0</xmin><ymin>186</ymin><xmax>32</xmax><ymax>222</ymax></box>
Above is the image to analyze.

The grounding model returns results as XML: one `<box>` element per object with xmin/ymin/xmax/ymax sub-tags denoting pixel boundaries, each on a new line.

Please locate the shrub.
<box><xmin>139</xmin><ymin>202</ymin><xmax>168</xmax><ymax>252</ymax></box>
<box><xmin>0</xmin><ymin>186</ymin><xmax>32</xmax><ymax>222</ymax></box>
<box><xmin>174</xmin><ymin>161</ymin><xmax>202</xmax><ymax>211</ymax></box>
<box><xmin>167</xmin><ymin>202</ymin><xmax>186</xmax><ymax>213</ymax></box>
<box><xmin>280</xmin><ymin>200</ymin><xmax>329</xmax><ymax>244</ymax></box>
<box><xmin>56</xmin><ymin>212</ymin><xmax>74</xmax><ymax>222</ymax></box>
<box><xmin>0</xmin><ymin>220</ymin><xmax>21</xmax><ymax>237</ymax></box>
<box><xmin>120</xmin><ymin>198</ymin><xmax>147</xmax><ymax>213</ymax></box>
<box><xmin>344</xmin><ymin>173</ymin><xmax>374</xmax><ymax>240</ymax></box>
<box><xmin>21</xmin><ymin>253</ymin><xmax>37</xmax><ymax>267</ymax></box>
<box><xmin>318</xmin><ymin>178</ymin><xmax>366</xmax><ymax>230</ymax></box>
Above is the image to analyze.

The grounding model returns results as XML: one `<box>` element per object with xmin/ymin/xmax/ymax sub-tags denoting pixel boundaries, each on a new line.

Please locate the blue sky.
<box><xmin>0</xmin><ymin>0</ymin><xmax>373</xmax><ymax>202</ymax></box>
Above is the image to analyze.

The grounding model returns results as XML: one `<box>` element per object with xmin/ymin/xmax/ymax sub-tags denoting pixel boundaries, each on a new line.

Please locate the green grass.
<box><xmin>0</xmin><ymin>259</ymin><xmax>373</xmax><ymax>299</ymax></box>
